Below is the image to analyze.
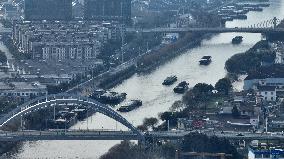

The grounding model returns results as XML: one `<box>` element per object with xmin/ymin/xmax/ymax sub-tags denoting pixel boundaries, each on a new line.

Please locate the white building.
<box><xmin>219</xmin><ymin>106</ymin><xmax>233</xmax><ymax>115</ymax></box>
<box><xmin>275</xmin><ymin>50</ymin><xmax>284</xmax><ymax>64</ymax></box>
<box><xmin>35</xmin><ymin>41</ymin><xmax>101</xmax><ymax>61</ymax></box>
<box><xmin>0</xmin><ymin>81</ymin><xmax>47</xmax><ymax>100</ymax></box>
<box><xmin>256</xmin><ymin>86</ymin><xmax>277</xmax><ymax>103</ymax></box>
<box><xmin>244</xmin><ymin>77</ymin><xmax>284</xmax><ymax>91</ymax></box>
<box><xmin>248</xmin><ymin>147</ymin><xmax>284</xmax><ymax>159</ymax></box>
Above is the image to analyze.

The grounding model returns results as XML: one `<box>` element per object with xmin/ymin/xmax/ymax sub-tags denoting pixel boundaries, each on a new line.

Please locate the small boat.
<box><xmin>251</xmin><ymin>7</ymin><xmax>263</xmax><ymax>12</ymax></box>
<box><xmin>221</xmin><ymin>16</ymin><xmax>233</xmax><ymax>21</ymax></box>
<box><xmin>117</xmin><ymin>100</ymin><xmax>142</xmax><ymax>112</ymax></box>
<box><xmin>162</xmin><ymin>75</ymin><xmax>177</xmax><ymax>85</ymax></box>
<box><xmin>232</xmin><ymin>36</ymin><xmax>243</xmax><ymax>44</ymax></box>
<box><xmin>173</xmin><ymin>81</ymin><xmax>189</xmax><ymax>94</ymax></box>
<box><xmin>199</xmin><ymin>56</ymin><xmax>212</xmax><ymax>65</ymax></box>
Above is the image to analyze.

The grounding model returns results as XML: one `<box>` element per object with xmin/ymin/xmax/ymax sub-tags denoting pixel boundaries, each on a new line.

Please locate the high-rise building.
<box><xmin>24</xmin><ymin>0</ymin><xmax>72</xmax><ymax>21</ymax></box>
<box><xmin>84</xmin><ymin>0</ymin><xmax>131</xmax><ymax>24</ymax></box>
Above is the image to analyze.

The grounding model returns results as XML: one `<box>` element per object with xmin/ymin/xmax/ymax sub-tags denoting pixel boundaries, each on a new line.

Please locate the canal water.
<box><xmin>7</xmin><ymin>0</ymin><xmax>284</xmax><ymax>158</ymax></box>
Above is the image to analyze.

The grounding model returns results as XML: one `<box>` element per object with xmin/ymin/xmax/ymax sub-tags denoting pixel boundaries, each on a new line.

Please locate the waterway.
<box><xmin>6</xmin><ymin>0</ymin><xmax>284</xmax><ymax>158</ymax></box>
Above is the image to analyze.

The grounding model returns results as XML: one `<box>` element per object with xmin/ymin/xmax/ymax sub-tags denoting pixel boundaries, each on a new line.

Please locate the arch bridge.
<box><xmin>0</xmin><ymin>93</ymin><xmax>144</xmax><ymax>141</ymax></box>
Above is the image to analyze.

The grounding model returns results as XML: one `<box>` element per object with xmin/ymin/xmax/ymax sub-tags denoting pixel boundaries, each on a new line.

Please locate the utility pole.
<box><xmin>120</xmin><ymin>24</ymin><xmax>125</xmax><ymax>64</ymax></box>
<box><xmin>120</xmin><ymin>1</ymin><xmax>125</xmax><ymax>64</ymax></box>
<box><xmin>53</xmin><ymin>104</ymin><xmax>55</xmax><ymax>120</ymax></box>
<box><xmin>265</xmin><ymin>117</ymin><xmax>268</xmax><ymax>133</ymax></box>
<box><xmin>20</xmin><ymin>115</ymin><xmax>23</xmax><ymax>130</ymax></box>
<box><xmin>273</xmin><ymin>17</ymin><xmax>277</xmax><ymax>29</ymax></box>
<box><xmin>86</xmin><ymin>108</ymin><xmax>89</xmax><ymax>130</ymax></box>
<box><xmin>64</xmin><ymin>119</ymin><xmax>67</xmax><ymax>133</ymax></box>
<box><xmin>146</xmin><ymin>42</ymin><xmax>149</xmax><ymax>52</ymax></box>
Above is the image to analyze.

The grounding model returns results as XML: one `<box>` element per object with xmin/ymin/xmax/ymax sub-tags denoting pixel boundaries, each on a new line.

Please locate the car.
<box><xmin>236</xmin><ymin>133</ymin><xmax>244</xmax><ymax>136</ymax></box>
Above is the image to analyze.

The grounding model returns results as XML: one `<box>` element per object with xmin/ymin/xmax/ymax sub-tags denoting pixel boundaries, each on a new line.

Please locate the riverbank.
<box><xmin>137</xmin><ymin>33</ymin><xmax>211</xmax><ymax>73</ymax></box>
<box><xmin>99</xmin><ymin>65</ymin><xmax>137</xmax><ymax>89</ymax></box>
<box><xmin>225</xmin><ymin>40</ymin><xmax>271</xmax><ymax>75</ymax></box>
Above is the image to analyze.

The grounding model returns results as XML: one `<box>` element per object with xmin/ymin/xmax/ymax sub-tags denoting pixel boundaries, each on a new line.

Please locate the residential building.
<box><xmin>3</xmin><ymin>3</ymin><xmax>20</xmax><ymax>20</ymax></box>
<box><xmin>269</xmin><ymin>120</ymin><xmax>284</xmax><ymax>131</ymax></box>
<box><xmin>32</xmin><ymin>41</ymin><xmax>101</xmax><ymax>61</ymax></box>
<box><xmin>177</xmin><ymin>118</ymin><xmax>193</xmax><ymax>130</ymax></box>
<box><xmin>24</xmin><ymin>0</ymin><xmax>72</xmax><ymax>20</ymax></box>
<box><xmin>256</xmin><ymin>86</ymin><xmax>277</xmax><ymax>103</ymax></box>
<box><xmin>84</xmin><ymin>0</ymin><xmax>131</xmax><ymax>24</ymax></box>
<box><xmin>72</xmin><ymin>0</ymin><xmax>84</xmax><ymax>19</ymax></box>
<box><xmin>12</xmin><ymin>21</ymin><xmax>123</xmax><ymax>61</ymax></box>
<box><xmin>219</xmin><ymin>106</ymin><xmax>233</xmax><ymax>115</ymax></box>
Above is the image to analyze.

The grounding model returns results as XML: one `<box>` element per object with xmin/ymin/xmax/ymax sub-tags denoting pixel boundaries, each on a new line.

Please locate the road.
<box><xmin>1</xmin><ymin>130</ymin><xmax>284</xmax><ymax>141</ymax></box>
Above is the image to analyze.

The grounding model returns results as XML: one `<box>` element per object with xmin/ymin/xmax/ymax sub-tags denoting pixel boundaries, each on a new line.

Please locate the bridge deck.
<box><xmin>0</xmin><ymin>130</ymin><xmax>141</xmax><ymax>141</ymax></box>
<box><xmin>0</xmin><ymin>130</ymin><xmax>283</xmax><ymax>141</ymax></box>
<box><xmin>126</xmin><ymin>27</ymin><xmax>284</xmax><ymax>34</ymax></box>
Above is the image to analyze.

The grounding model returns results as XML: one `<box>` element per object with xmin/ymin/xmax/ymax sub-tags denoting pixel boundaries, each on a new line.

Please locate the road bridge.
<box><xmin>0</xmin><ymin>129</ymin><xmax>283</xmax><ymax>141</ymax></box>
<box><xmin>127</xmin><ymin>17</ymin><xmax>283</xmax><ymax>34</ymax></box>
<box><xmin>126</xmin><ymin>27</ymin><xmax>284</xmax><ymax>34</ymax></box>
<box><xmin>150</xmin><ymin>131</ymin><xmax>284</xmax><ymax>141</ymax></box>
<box><xmin>0</xmin><ymin>130</ymin><xmax>141</xmax><ymax>141</ymax></box>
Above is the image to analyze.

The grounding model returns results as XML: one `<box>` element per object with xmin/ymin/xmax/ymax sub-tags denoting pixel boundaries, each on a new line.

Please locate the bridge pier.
<box><xmin>261</xmin><ymin>33</ymin><xmax>266</xmax><ymax>40</ymax></box>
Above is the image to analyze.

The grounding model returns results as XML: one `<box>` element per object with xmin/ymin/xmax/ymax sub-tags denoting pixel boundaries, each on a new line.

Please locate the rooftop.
<box><xmin>257</xmin><ymin>85</ymin><xmax>276</xmax><ymax>91</ymax></box>
<box><xmin>0</xmin><ymin>81</ymin><xmax>46</xmax><ymax>91</ymax></box>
